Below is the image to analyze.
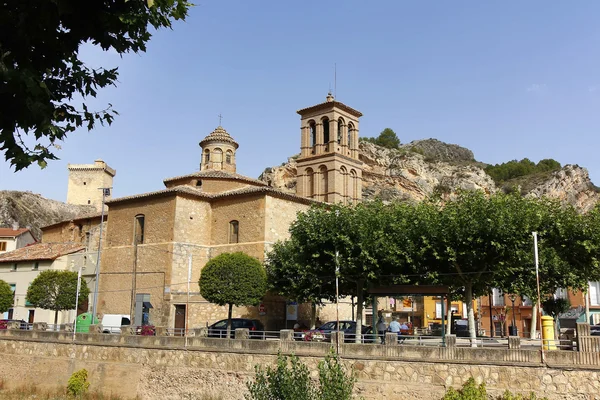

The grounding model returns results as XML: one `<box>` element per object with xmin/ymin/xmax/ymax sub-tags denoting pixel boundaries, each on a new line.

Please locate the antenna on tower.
<box><xmin>334</xmin><ymin>63</ymin><xmax>337</xmax><ymax>99</ymax></box>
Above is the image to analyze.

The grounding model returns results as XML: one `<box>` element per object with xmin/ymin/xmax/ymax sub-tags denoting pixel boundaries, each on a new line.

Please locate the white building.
<box><xmin>0</xmin><ymin>225</ymin><xmax>37</xmax><ymax>253</ymax></box>
<box><xmin>0</xmin><ymin>242</ymin><xmax>85</xmax><ymax>324</ymax></box>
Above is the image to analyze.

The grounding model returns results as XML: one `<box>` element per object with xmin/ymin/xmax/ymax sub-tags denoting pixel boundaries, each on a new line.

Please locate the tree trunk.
<box><xmin>54</xmin><ymin>310</ymin><xmax>59</xmax><ymax>326</ymax></box>
<box><xmin>226</xmin><ymin>303</ymin><xmax>233</xmax><ymax>338</ymax></box>
<box><xmin>354</xmin><ymin>280</ymin><xmax>364</xmax><ymax>343</ymax></box>
<box><xmin>310</xmin><ymin>302</ymin><xmax>317</xmax><ymax>329</ymax></box>
<box><xmin>446</xmin><ymin>296</ymin><xmax>452</xmax><ymax>335</ymax></box>
<box><xmin>465</xmin><ymin>282</ymin><xmax>476</xmax><ymax>347</ymax></box>
<box><xmin>585</xmin><ymin>290</ymin><xmax>591</xmax><ymax>325</ymax></box>
<box><xmin>530</xmin><ymin>303</ymin><xmax>538</xmax><ymax>339</ymax></box>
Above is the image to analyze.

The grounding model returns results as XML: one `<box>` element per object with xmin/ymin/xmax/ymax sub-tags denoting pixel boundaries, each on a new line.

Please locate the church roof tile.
<box><xmin>199</xmin><ymin>126</ymin><xmax>239</xmax><ymax>149</ymax></box>
<box><xmin>162</xmin><ymin>170</ymin><xmax>268</xmax><ymax>187</ymax></box>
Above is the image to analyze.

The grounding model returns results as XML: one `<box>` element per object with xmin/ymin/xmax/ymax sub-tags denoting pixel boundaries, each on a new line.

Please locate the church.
<box><xmin>91</xmin><ymin>94</ymin><xmax>365</xmax><ymax>330</ymax></box>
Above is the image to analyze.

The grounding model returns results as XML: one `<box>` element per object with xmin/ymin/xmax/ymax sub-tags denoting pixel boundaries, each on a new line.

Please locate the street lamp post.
<box><xmin>509</xmin><ymin>294</ymin><xmax>517</xmax><ymax>336</ymax></box>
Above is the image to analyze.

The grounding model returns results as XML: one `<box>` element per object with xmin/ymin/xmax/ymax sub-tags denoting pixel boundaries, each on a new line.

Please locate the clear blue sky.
<box><xmin>2</xmin><ymin>1</ymin><xmax>600</xmax><ymax>201</ymax></box>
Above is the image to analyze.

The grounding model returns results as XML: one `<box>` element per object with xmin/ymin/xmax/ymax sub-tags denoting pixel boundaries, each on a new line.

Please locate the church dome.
<box><xmin>199</xmin><ymin>126</ymin><xmax>239</xmax><ymax>149</ymax></box>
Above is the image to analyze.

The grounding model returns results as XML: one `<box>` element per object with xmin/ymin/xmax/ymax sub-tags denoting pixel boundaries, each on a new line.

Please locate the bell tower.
<box><xmin>295</xmin><ymin>93</ymin><xmax>363</xmax><ymax>204</ymax></box>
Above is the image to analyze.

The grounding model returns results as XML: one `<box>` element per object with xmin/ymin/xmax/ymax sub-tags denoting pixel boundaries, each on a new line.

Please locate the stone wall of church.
<box><xmin>264</xmin><ymin>196</ymin><xmax>309</xmax><ymax>244</ymax></box>
<box><xmin>210</xmin><ymin>194</ymin><xmax>266</xmax><ymax>245</ymax></box>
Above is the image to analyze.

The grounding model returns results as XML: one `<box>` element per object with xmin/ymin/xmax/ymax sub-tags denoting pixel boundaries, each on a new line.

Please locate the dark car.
<box><xmin>591</xmin><ymin>325</ymin><xmax>600</xmax><ymax>336</ymax></box>
<box><xmin>207</xmin><ymin>318</ymin><xmax>264</xmax><ymax>339</ymax></box>
<box><xmin>0</xmin><ymin>319</ymin><xmax>28</xmax><ymax>330</ymax></box>
<box><xmin>302</xmin><ymin>321</ymin><xmax>373</xmax><ymax>343</ymax></box>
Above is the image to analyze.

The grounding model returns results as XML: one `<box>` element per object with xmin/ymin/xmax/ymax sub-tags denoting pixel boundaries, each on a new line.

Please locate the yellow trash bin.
<box><xmin>541</xmin><ymin>316</ymin><xmax>556</xmax><ymax>350</ymax></box>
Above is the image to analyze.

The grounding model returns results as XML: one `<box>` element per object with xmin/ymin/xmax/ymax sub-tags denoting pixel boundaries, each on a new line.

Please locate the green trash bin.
<box><xmin>75</xmin><ymin>313</ymin><xmax>99</xmax><ymax>333</ymax></box>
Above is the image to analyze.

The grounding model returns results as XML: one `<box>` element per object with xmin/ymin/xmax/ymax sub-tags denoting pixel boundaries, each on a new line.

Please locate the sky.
<box><xmin>2</xmin><ymin>1</ymin><xmax>600</xmax><ymax>202</ymax></box>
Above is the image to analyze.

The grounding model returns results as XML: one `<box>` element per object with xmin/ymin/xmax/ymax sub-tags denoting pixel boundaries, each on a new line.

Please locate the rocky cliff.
<box><xmin>0</xmin><ymin>191</ymin><xmax>95</xmax><ymax>240</ymax></box>
<box><xmin>259</xmin><ymin>140</ymin><xmax>600</xmax><ymax>211</ymax></box>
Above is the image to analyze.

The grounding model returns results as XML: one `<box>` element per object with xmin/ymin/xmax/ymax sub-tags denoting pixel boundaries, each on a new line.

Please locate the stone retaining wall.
<box><xmin>0</xmin><ymin>331</ymin><xmax>599</xmax><ymax>399</ymax></box>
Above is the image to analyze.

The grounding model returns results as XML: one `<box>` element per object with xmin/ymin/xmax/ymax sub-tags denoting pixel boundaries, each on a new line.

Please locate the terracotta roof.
<box><xmin>0</xmin><ymin>228</ymin><xmax>31</xmax><ymax>238</ymax></box>
<box><xmin>106</xmin><ymin>186</ymin><xmax>210</xmax><ymax>205</ymax></box>
<box><xmin>40</xmin><ymin>212</ymin><xmax>105</xmax><ymax>230</ymax></box>
<box><xmin>199</xmin><ymin>126</ymin><xmax>239</xmax><ymax>149</ymax></box>
<box><xmin>0</xmin><ymin>242</ymin><xmax>84</xmax><ymax>263</ymax></box>
<box><xmin>107</xmin><ymin>183</ymin><xmax>319</xmax><ymax>206</ymax></box>
<box><xmin>297</xmin><ymin>99</ymin><xmax>363</xmax><ymax>118</ymax></box>
<box><xmin>211</xmin><ymin>186</ymin><xmax>319</xmax><ymax>205</ymax></box>
<box><xmin>163</xmin><ymin>170</ymin><xmax>268</xmax><ymax>187</ymax></box>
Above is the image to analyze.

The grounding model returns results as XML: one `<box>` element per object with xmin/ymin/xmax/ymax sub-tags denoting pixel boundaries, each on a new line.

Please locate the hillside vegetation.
<box><xmin>484</xmin><ymin>158</ymin><xmax>562</xmax><ymax>183</ymax></box>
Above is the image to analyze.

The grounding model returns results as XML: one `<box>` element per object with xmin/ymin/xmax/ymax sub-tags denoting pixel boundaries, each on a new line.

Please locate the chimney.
<box><xmin>12</xmin><ymin>222</ymin><xmax>19</xmax><ymax>230</ymax></box>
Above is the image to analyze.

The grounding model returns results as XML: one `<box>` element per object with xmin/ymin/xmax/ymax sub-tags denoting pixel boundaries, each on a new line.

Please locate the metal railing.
<box><xmin>0</xmin><ymin>324</ymin><xmax>587</xmax><ymax>352</ymax></box>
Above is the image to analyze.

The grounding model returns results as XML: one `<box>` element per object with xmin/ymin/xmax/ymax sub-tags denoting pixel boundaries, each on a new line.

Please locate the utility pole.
<box><xmin>91</xmin><ymin>187</ymin><xmax>110</xmax><ymax>323</ymax></box>
<box><xmin>186</xmin><ymin>253</ymin><xmax>192</xmax><ymax>337</ymax></box>
<box><xmin>533</xmin><ymin>232</ymin><xmax>546</xmax><ymax>363</ymax></box>
<box><xmin>72</xmin><ymin>264</ymin><xmax>83</xmax><ymax>341</ymax></box>
<box><xmin>335</xmin><ymin>249</ymin><xmax>340</xmax><ymax>355</ymax></box>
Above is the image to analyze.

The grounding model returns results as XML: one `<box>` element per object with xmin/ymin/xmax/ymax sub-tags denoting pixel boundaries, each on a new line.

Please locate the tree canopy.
<box><xmin>267</xmin><ymin>191</ymin><xmax>600</xmax><ymax>342</ymax></box>
<box><xmin>360</xmin><ymin>128</ymin><xmax>401</xmax><ymax>149</ymax></box>
<box><xmin>1</xmin><ymin>0</ymin><xmax>191</xmax><ymax>170</ymax></box>
<box><xmin>484</xmin><ymin>158</ymin><xmax>561</xmax><ymax>183</ymax></box>
<box><xmin>26</xmin><ymin>270</ymin><xmax>90</xmax><ymax>324</ymax></box>
<box><xmin>199</xmin><ymin>252</ymin><xmax>267</xmax><ymax>336</ymax></box>
<box><xmin>0</xmin><ymin>280</ymin><xmax>13</xmax><ymax>313</ymax></box>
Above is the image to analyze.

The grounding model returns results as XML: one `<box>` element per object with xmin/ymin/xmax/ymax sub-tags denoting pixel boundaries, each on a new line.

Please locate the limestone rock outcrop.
<box><xmin>0</xmin><ymin>190</ymin><xmax>95</xmax><ymax>239</ymax></box>
<box><xmin>260</xmin><ymin>141</ymin><xmax>600</xmax><ymax>211</ymax></box>
<box><xmin>525</xmin><ymin>165</ymin><xmax>600</xmax><ymax>212</ymax></box>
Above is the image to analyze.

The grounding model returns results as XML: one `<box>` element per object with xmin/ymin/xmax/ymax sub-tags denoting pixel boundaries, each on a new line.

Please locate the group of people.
<box><xmin>376</xmin><ymin>315</ymin><xmax>411</xmax><ymax>340</ymax></box>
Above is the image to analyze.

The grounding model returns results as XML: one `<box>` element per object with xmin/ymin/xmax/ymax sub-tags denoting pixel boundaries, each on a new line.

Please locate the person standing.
<box><xmin>376</xmin><ymin>315</ymin><xmax>387</xmax><ymax>343</ymax></box>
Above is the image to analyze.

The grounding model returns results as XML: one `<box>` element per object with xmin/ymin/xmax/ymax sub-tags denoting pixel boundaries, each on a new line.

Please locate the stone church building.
<box><xmin>91</xmin><ymin>94</ymin><xmax>365</xmax><ymax>331</ymax></box>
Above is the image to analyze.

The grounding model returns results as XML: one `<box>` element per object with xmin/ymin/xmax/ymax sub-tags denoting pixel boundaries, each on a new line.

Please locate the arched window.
<box><xmin>319</xmin><ymin>165</ymin><xmax>328</xmax><ymax>203</ymax></box>
<box><xmin>226</xmin><ymin>150</ymin><xmax>233</xmax><ymax>164</ymax></box>
<box><xmin>229</xmin><ymin>220</ymin><xmax>239</xmax><ymax>244</ymax></box>
<box><xmin>350</xmin><ymin>169</ymin><xmax>358</xmax><ymax>203</ymax></box>
<box><xmin>204</xmin><ymin>149</ymin><xmax>210</xmax><ymax>163</ymax></box>
<box><xmin>322</xmin><ymin>118</ymin><xmax>330</xmax><ymax>144</ymax></box>
<box><xmin>309</xmin><ymin>121</ymin><xmax>316</xmax><ymax>147</ymax></box>
<box><xmin>134</xmin><ymin>214</ymin><xmax>145</xmax><ymax>244</ymax></box>
<box><xmin>337</xmin><ymin>118</ymin><xmax>344</xmax><ymax>144</ymax></box>
<box><xmin>340</xmin><ymin>166</ymin><xmax>348</xmax><ymax>204</ymax></box>
<box><xmin>306</xmin><ymin>168</ymin><xmax>314</xmax><ymax>198</ymax></box>
<box><xmin>347</xmin><ymin>123</ymin><xmax>354</xmax><ymax>150</ymax></box>
<box><xmin>213</xmin><ymin>148</ymin><xmax>223</xmax><ymax>169</ymax></box>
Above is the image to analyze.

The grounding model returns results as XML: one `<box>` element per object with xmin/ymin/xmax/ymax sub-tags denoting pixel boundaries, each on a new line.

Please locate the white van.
<box><xmin>101</xmin><ymin>314</ymin><xmax>131</xmax><ymax>334</ymax></box>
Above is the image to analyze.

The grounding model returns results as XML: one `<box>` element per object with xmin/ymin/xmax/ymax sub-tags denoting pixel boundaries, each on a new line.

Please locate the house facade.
<box><xmin>0</xmin><ymin>242</ymin><xmax>85</xmax><ymax>324</ymax></box>
<box><xmin>0</xmin><ymin>225</ymin><xmax>36</xmax><ymax>253</ymax></box>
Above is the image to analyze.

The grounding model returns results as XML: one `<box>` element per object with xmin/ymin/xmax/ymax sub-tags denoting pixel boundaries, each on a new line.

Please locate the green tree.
<box><xmin>0</xmin><ymin>280</ymin><xmax>14</xmax><ymax>313</ymax></box>
<box><xmin>1</xmin><ymin>0</ymin><xmax>191</xmax><ymax>170</ymax></box>
<box><xmin>26</xmin><ymin>270</ymin><xmax>90</xmax><ymax>325</ymax></box>
<box><xmin>199</xmin><ymin>252</ymin><xmax>267</xmax><ymax>337</ymax></box>
<box><xmin>361</xmin><ymin>128</ymin><xmax>400</xmax><ymax>149</ymax></box>
<box><xmin>422</xmin><ymin>192</ymin><xmax>547</xmax><ymax>344</ymax></box>
<box><xmin>267</xmin><ymin>201</ymin><xmax>406</xmax><ymax>342</ymax></box>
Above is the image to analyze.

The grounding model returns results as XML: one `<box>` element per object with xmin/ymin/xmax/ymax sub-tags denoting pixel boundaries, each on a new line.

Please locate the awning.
<box><xmin>367</xmin><ymin>285</ymin><xmax>449</xmax><ymax>296</ymax></box>
<box><xmin>142</xmin><ymin>301</ymin><xmax>153</xmax><ymax>309</ymax></box>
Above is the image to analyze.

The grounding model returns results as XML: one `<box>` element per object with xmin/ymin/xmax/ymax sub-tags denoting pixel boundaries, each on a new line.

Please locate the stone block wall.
<box><xmin>0</xmin><ymin>331</ymin><xmax>599</xmax><ymax>400</ymax></box>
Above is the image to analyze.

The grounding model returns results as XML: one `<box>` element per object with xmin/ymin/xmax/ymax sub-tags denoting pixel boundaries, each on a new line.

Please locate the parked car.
<box><xmin>301</xmin><ymin>320</ymin><xmax>373</xmax><ymax>343</ymax></box>
<box><xmin>101</xmin><ymin>314</ymin><xmax>131</xmax><ymax>334</ymax></box>
<box><xmin>591</xmin><ymin>325</ymin><xmax>600</xmax><ymax>336</ymax></box>
<box><xmin>0</xmin><ymin>319</ymin><xmax>28</xmax><ymax>330</ymax></box>
<box><xmin>207</xmin><ymin>318</ymin><xmax>264</xmax><ymax>338</ymax></box>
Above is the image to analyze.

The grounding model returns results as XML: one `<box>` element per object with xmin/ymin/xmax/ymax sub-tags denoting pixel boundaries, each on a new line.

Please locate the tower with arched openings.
<box><xmin>199</xmin><ymin>126</ymin><xmax>239</xmax><ymax>173</ymax></box>
<box><xmin>295</xmin><ymin>93</ymin><xmax>363</xmax><ymax>204</ymax></box>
